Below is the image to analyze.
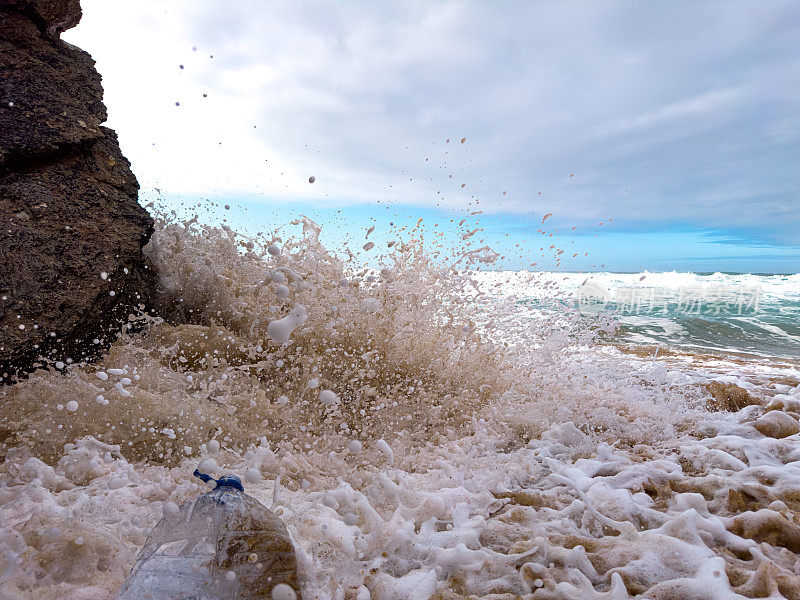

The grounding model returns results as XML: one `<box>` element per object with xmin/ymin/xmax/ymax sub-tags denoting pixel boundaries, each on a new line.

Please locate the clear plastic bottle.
<box><xmin>118</xmin><ymin>472</ymin><xmax>299</xmax><ymax>600</ymax></box>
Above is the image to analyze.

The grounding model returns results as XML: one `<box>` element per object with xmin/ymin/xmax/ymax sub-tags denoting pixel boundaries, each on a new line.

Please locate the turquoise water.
<box><xmin>506</xmin><ymin>271</ymin><xmax>800</xmax><ymax>359</ymax></box>
<box><xmin>582</xmin><ymin>273</ymin><xmax>799</xmax><ymax>359</ymax></box>
<box><xmin>615</xmin><ymin>306</ymin><xmax>800</xmax><ymax>359</ymax></box>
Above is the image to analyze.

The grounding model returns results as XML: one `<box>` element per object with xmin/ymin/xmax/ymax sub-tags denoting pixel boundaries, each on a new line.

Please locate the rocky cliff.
<box><xmin>0</xmin><ymin>0</ymin><xmax>155</xmax><ymax>381</ymax></box>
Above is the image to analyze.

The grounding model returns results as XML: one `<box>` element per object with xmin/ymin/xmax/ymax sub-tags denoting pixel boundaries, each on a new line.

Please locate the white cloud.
<box><xmin>593</xmin><ymin>88</ymin><xmax>741</xmax><ymax>137</ymax></box>
<box><xmin>64</xmin><ymin>0</ymin><xmax>800</xmax><ymax>242</ymax></box>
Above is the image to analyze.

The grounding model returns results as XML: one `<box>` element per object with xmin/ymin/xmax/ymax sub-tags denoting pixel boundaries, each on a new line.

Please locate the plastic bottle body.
<box><xmin>119</xmin><ymin>484</ymin><xmax>298</xmax><ymax>600</ymax></box>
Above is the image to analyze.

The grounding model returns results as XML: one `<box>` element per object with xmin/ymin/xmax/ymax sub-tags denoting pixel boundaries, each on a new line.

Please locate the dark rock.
<box><xmin>0</xmin><ymin>0</ymin><xmax>82</xmax><ymax>37</ymax></box>
<box><xmin>0</xmin><ymin>2</ymin><xmax>155</xmax><ymax>381</ymax></box>
<box><xmin>0</xmin><ymin>130</ymin><xmax>155</xmax><ymax>376</ymax></box>
<box><xmin>0</xmin><ymin>10</ymin><xmax>105</xmax><ymax>172</ymax></box>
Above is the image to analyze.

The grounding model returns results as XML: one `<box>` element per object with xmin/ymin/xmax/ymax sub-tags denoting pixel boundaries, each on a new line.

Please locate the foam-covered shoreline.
<box><xmin>2</xmin><ymin>375</ymin><xmax>799</xmax><ymax>599</ymax></box>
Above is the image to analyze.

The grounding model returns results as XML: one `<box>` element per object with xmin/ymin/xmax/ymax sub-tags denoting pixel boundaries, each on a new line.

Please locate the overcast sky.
<box><xmin>65</xmin><ymin>1</ymin><xmax>800</xmax><ymax>271</ymax></box>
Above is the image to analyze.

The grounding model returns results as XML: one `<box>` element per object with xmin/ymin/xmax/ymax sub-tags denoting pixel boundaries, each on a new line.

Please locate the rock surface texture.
<box><xmin>0</xmin><ymin>0</ymin><xmax>155</xmax><ymax>381</ymax></box>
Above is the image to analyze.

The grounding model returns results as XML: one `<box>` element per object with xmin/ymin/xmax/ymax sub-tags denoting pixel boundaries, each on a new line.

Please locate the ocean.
<box><xmin>1</xmin><ymin>216</ymin><xmax>799</xmax><ymax>599</ymax></box>
<box><xmin>476</xmin><ymin>270</ymin><xmax>800</xmax><ymax>357</ymax></box>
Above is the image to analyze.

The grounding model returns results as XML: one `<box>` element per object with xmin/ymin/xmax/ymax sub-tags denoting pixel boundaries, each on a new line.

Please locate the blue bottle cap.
<box><xmin>193</xmin><ymin>469</ymin><xmax>245</xmax><ymax>492</ymax></box>
<box><xmin>215</xmin><ymin>475</ymin><xmax>244</xmax><ymax>492</ymax></box>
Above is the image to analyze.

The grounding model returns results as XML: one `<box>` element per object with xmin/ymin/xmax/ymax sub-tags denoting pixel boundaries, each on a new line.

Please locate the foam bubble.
<box><xmin>162</xmin><ymin>501</ymin><xmax>179</xmax><ymax>518</ymax></box>
<box><xmin>198</xmin><ymin>459</ymin><xmax>218</xmax><ymax>475</ymax></box>
<box><xmin>319</xmin><ymin>389</ymin><xmax>338</xmax><ymax>405</ymax></box>
<box><xmin>267</xmin><ymin>305</ymin><xmax>308</xmax><ymax>345</ymax></box>
<box><xmin>271</xmin><ymin>583</ymin><xmax>296</xmax><ymax>600</ymax></box>
<box><xmin>245</xmin><ymin>468</ymin><xmax>261</xmax><ymax>483</ymax></box>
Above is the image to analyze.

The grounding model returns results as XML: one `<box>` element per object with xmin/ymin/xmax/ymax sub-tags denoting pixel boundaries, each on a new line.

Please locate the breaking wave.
<box><xmin>1</xmin><ymin>214</ymin><xmax>799</xmax><ymax>599</ymax></box>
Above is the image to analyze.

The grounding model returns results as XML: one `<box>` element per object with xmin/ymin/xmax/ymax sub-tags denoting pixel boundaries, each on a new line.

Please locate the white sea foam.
<box><xmin>1</xmin><ymin>217</ymin><xmax>799</xmax><ymax>599</ymax></box>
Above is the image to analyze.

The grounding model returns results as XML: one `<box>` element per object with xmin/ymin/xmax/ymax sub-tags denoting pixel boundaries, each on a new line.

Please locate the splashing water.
<box><xmin>1</xmin><ymin>214</ymin><xmax>799</xmax><ymax>599</ymax></box>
